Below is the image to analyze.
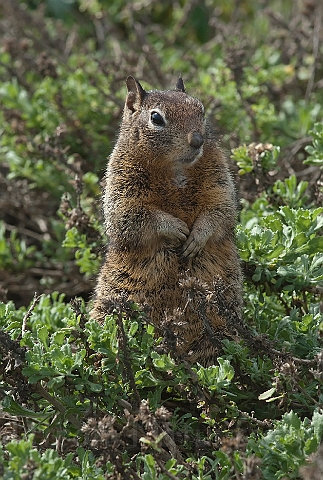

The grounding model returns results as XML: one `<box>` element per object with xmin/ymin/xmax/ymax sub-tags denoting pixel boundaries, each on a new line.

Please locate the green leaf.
<box><xmin>129</xmin><ymin>321</ymin><xmax>139</xmax><ymax>336</ymax></box>
<box><xmin>87</xmin><ymin>381</ymin><xmax>103</xmax><ymax>392</ymax></box>
<box><xmin>3</xmin><ymin>397</ymin><xmax>49</xmax><ymax>419</ymax></box>
<box><xmin>38</xmin><ymin>325</ymin><xmax>49</xmax><ymax>348</ymax></box>
<box><xmin>258</xmin><ymin>387</ymin><xmax>276</xmax><ymax>401</ymax></box>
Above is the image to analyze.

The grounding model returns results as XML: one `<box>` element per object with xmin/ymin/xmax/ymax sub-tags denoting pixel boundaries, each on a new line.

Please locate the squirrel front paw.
<box><xmin>157</xmin><ymin>215</ymin><xmax>190</xmax><ymax>247</ymax></box>
<box><xmin>181</xmin><ymin>228</ymin><xmax>211</xmax><ymax>258</ymax></box>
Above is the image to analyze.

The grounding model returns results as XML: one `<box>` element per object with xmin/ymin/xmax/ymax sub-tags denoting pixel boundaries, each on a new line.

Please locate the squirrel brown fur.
<box><xmin>91</xmin><ymin>76</ymin><xmax>243</xmax><ymax>365</ymax></box>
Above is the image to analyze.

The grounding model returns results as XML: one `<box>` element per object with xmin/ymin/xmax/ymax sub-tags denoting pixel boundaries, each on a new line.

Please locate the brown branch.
<box><xmin>32</xmin><ymin>383</ymin><xmax>82</xmax><ymax>430</ymax></box>
<box><xmin>155</xmin><ymin>457</ymin><xmax>182</xmax><ymax>480</ymax></box>
<box><xmin>305</xmin><ymin>3</ymin><xmax>322</xmax><ymax>101</ymax></box>
<box><xmin>238</xmin><ymin>410</ymin><xmax>273</xmax><ymax>429</ymax></box>
<box><xmin>306</xmin><ymin>286</ymin><xmax>323</xmax><ymax>295</ymax></box>
<box><xmin>158</xmin><ymin>428</ymin><xmax>184</xmax><ymax>463</ymax></box>
<box><xmin>115</xmin><ymin>303</ymin><xmax>141</xmax><ymax>410</ymax></box>
<box><xmin>4</xmin><ymin>223</ymin><xmax>47</xmax><ymax>243</ymax></box>
<box><xmin>292</xmin><ymin>380</ymin><xmax>321</xmax><ymax>407</ymax></box>
<box><xmin>21</xmin><ymin>293</ymin><xmax>42</xmax><ymax>338</ymax></box>
<box><xmin>283</xmin><ymin>136</ymin><xmax>312</xmax><ymax>167</ymax></box>
<box><xmin>269</xmin><ymin>348</ymin><xmax>318</xmax><ymax>366</ymax></box>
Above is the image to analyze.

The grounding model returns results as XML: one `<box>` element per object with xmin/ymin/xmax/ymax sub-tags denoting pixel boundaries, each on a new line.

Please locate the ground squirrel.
<box><xmin>92</xmin><ymin>76</ymin><xmax>243</xmax><ymax>365</ymax></box>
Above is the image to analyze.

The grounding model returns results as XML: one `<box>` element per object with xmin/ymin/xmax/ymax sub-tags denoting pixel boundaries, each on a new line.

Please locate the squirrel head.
<box><xmin>120</xmin><ymin>76</ymin><xmax>206</xmax><ymax>166</ymax></box>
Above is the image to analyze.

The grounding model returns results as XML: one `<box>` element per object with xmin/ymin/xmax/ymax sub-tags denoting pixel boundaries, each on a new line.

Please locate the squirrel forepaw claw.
<box><xmin>181</xmin><ymin>237</ymin><xmax>202</xmax><ymax>258</ymax></box>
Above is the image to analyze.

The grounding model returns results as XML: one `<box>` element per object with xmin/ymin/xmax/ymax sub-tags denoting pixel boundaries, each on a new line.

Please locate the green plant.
<box><xmin>1</xmin><ymin>0</ymin><xmax>323</xmax><ymax>478</ymax></box>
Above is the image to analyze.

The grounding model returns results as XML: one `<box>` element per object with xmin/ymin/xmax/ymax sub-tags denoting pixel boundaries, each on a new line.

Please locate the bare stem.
<box><xmin>21</xmin><ymin>293</ymin><xmax>42</xmax><ymax>338</ymax></box>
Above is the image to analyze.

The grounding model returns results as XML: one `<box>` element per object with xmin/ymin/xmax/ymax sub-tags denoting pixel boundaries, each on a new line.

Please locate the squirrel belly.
<box><xmin>91</xmin><ymin>76</ymin><xmax>243</xmax><ymax>365</ymax></box>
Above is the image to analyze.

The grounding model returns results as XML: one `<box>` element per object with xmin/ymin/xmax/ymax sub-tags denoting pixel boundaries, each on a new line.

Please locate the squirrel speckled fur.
<box><xmin>91</xmin><ymin>76</ymin><xmax>243</xmax><ymax>365</ymax></box>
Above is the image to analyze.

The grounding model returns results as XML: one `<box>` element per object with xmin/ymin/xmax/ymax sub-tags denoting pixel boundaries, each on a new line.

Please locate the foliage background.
<box><xmin>0</xmin><ymin>0</ymin><xmax>323</xmax><ymax>478</ymax></box>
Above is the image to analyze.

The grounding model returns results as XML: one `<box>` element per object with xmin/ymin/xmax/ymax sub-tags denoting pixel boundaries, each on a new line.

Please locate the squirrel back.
<box><xmin>92</xmin><ymin>76</ymin><xmax>243</xmax><ymax>365</ymax></box>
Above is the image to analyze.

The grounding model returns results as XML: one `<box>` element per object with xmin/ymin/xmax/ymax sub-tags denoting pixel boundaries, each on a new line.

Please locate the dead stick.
<box><xmin>33</xmin><ymin>383</ymin><xmax>82</xmax><ymax>430</ymax></box>
<box><xmin>21</xmin><ymin>293</ymin><xmax>42</xmax><ymax>338</ymax></box>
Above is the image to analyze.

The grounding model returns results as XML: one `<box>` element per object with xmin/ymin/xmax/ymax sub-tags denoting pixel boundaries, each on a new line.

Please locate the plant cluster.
<box><xmin>0</xmin><ymin>0</ymin><xmax>323</xmax><ymax>478</ymax></box>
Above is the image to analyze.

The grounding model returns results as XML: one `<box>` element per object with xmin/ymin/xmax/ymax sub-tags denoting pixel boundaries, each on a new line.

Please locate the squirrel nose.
<box><xmin>188</xmin><ymin>131</ymin><xmax>204</xmax><ymax>149</ymax></box>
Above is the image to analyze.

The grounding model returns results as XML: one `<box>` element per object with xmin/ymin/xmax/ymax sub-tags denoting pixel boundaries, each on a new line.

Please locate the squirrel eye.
<box><xmin>150</xmin><ymin>111</ymin><xmax>165</xmax><ymax>126</ymax></box>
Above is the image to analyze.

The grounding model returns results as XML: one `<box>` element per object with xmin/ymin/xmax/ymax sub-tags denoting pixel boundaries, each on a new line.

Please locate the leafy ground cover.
<box><xmin>0</xmin><ymin>0</ymin><xmax>323</xmax><ymax>478</ymax></box>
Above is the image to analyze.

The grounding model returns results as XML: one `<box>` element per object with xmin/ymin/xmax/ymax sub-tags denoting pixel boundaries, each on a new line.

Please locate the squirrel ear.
<box><xmin>126</xmin><ymin>76</ymin><xmax>146</xmax><ymax>112</ymax></box>
<box><xmin>175</xmin><ymin>76</ymin><xmax>185</xmax><ymax>93</ymax></box>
